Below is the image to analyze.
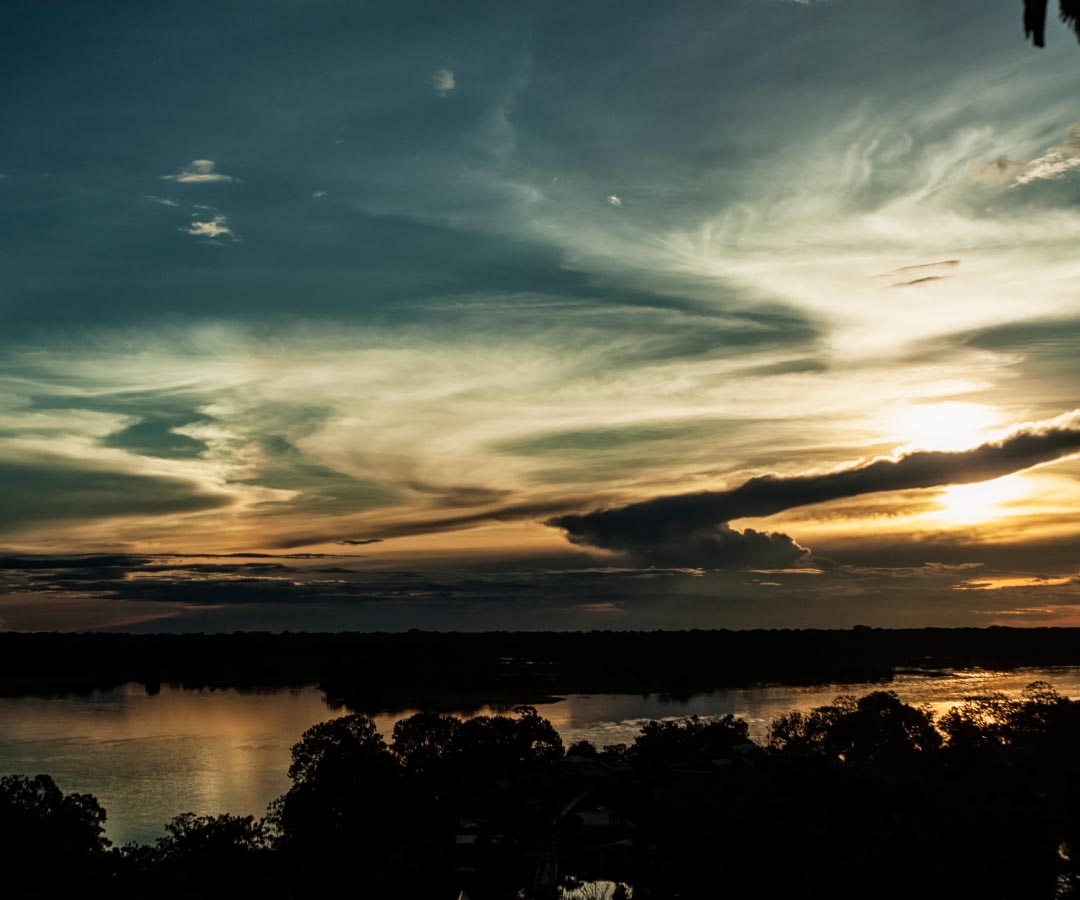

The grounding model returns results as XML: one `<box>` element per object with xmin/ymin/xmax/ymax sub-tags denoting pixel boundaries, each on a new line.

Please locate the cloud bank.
<box><xmin>549</xmin><ymin>412</ymin><xmax>1080</xmax><ymax>567</ymax></box>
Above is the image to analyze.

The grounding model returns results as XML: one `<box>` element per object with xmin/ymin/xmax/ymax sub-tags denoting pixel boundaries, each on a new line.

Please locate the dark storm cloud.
<box><xmin>550</xmin><ymin>414</ymin><xmax>1080</xmax><ymax>567</ymax></box>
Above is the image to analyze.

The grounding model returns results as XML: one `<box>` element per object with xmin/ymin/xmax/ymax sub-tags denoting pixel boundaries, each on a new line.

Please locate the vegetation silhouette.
<box><xmin>1026</xmin><ymin>0</ymin><xmax>1080</xmax><ymax>45</ymax></box>
<box><xmin>8</xmin><ymin>684</ymin><xmax>1080</xmax><ymax>897</ymax></box>
<box><xmin>11</xmin><ymin>629</ymin><xmax>1080</xmax><ymax>705</ymax></box>
<box><xmin>119</xmin><ymin>812</ymin><xmax>274</xmax><ymax>899</ymax></box>
<box><xmin>0</xmin><ymin>773</ymin><xmax>110</xmax><ymax>896</ymax></box>
<box><xmin>769</xmin><ymin>689</ymin><xmax>942</xmax><ymax>762</ymax></box>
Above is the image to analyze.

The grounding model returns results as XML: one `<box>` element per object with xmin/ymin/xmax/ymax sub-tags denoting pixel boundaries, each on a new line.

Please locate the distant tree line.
<box><xmin>9</xmin><ymin>628</ymin><xmax>1080</xmax><ymax>705</ymax></box>
<box><xmin>7</xmin><ymin>683</ymin><xmax>1080</xmax><ymax>898</ymax></box>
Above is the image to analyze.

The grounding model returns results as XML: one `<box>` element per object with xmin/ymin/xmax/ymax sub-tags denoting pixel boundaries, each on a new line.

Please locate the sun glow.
<box><xmin>893</xmin><ymin>402</ymin><xmax>1001</xmax><ymax>453</ymax></box>
<box><xmin>935</xmin><ymin>475</ymin><xmax>1030</xmax><ymax>525</ymax></box>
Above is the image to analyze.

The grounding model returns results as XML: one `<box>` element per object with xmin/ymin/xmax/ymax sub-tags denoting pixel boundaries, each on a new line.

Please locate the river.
<box><xmin>3</xmin><ymin>666</ymin><xmax>1079</xmax><ymax>845</ymax></box>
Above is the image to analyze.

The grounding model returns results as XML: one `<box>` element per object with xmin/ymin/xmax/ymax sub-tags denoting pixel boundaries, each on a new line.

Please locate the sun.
<box><xmin>934</xmin><ymin>475</ymin><xmax>1029</xmax><ymax>526</ymax></box>
<box><xmin>892</xmin><ymin>402</ymin><xmax>1001</xmax><ymax>453</ymax></box>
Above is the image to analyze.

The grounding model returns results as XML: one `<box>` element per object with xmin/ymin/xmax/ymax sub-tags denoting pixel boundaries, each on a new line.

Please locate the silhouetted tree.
<box><xmin>770</xmin><ymin>692</ymin><xmax>940</xmax><ymax>762</ymax></box>
<box><xmin>447</xmin><ymin>705</ymin><xmax>564</xmax><ymax>783</ymax></box>
<box><xmin>938</xmin><ymin>692</ymin><xmax>1016</xmax><ymax>752</ymax></box>
<box><xmin>268</xmin><ymin>713</ymin><xmax>437</xmax><ymax>898</ymax></box>
<box><xmin>630</xmin><ymin>713</ymin><xmax>750</xmax><ymax>769</ymax></box>
<box><xmin>831</xmin><ymin>690</ymin><xmax>940</xmax><ymax>762</ymax></box>
<box><xmin>155</xmin><ymin>811</ymin><xmax>271</xmax><ymax>860</ymax></box>
<box><xmin>769</xmin><ymin>694</ymin><xmax>858</xmax><ymax>755</ymax></box>
<box><xmin>270</xmin><ymin>713</ymin><xmax>399</xmax><ymax>842</ymax></box>
<box><xmin>118</xmin><ymin>813</ymin><xmax>274</xmax><ymax>899</ymax></box>
<box><xmin>565</xmin><ymin>739</ymin><xmax>600</xmax><ymax>758</ymax></box>
<box><xmin>391</xmin><ymin>710</ymin><xmax>461</xmax><ymax>781</ymax></box>
<box><xmin>597</xmin><ymin>742</ymin><xmax>631</xmax><ymax>764</ymax></box>
<box><xmin>0</xmin><ymin>773</ymin><xmax>110</xmax><ymax>897</ymax></box>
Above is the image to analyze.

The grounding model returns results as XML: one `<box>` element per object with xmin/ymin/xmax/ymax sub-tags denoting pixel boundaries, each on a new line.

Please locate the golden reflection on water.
<box><xmin>4</xmin><ymin>668</ymin><xmax>1080</xmax><ymax>846</ymax></box>
<box><xmin>0</xmin><ymin>684</ymin><xmax>348</xmax><ymax>846</ymax></box>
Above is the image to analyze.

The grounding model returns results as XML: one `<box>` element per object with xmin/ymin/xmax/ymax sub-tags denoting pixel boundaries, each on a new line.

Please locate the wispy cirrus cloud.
<box><xmin>1012</xmin><ymin>123</ymin><xmax>1080</xmax><ymax>185</ymax></box>
<box><xmin>5</xmin><ymin>0</ymin><xmax>1080</xmax><ymax>631</ymax></box>
<box><xmin>971</xmin><ymin>124</ymin><xmax>1080</xmax><ymax>186</ymax></box>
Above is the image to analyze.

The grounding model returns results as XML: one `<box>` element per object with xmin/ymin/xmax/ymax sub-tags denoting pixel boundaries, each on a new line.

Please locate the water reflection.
<box><xmin>3</xmin><ymin>667</ymin><xmax>1080</xmax><ymax>845</ymax></box>
<box><xmin>0</xmin><ymin>684</ymin><xmax>348</xmax><ymax>845</ymax></box>
<box><xmin>536</xmin><ymin>667</ymin><xmax>1080</xmax><ymax>749</ymax></box>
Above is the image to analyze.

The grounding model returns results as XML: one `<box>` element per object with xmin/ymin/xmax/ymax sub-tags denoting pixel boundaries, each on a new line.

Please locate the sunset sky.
<box><xmin>3</xmin><ymin>0</ymin><xmax>1080</xmax><ymax>632</ymax></box>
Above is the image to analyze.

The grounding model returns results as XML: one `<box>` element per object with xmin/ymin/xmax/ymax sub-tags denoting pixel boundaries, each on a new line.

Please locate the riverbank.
<box><xmin>5</xmin><ymin>628</ymin><xmax>1080</xmax><ymax>705</ymax></box>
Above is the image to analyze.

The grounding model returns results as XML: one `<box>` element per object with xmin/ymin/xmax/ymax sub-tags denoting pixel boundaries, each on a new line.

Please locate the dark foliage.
<box><xmin>118</xmin><ymin>813</ymin><xmax>274</xmax><ymax>899</ymax></box>
<box><xmin>11</xmin><ymin>685</ymin><xmax>1080</xmax><ymax>898</ymax></box>
<box><xmin>0</xmin><ymin>774</ymin><xmax>110</xmax><ymax>896</ymax></box>
<box><xmin>770</xmin><ymin>690</ymin><xmax>941</xmax><ymax>762</ymax></box>
<box><xmin>1026</xmin><ymin>0</ymin><xmax>1080</xmax><ymax>45</ymax></box>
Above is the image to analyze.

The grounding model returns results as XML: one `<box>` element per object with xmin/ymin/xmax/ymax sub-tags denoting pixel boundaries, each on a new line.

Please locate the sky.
<box><xmin>3</xmin><ymin>0</ymin><xmax>1080</xmax><ymax>632</ymax></box>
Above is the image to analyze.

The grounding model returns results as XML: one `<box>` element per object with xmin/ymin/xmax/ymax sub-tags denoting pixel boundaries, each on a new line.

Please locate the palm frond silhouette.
<box><xmin>1026</xmin><ymin>0</ymin><xmax>1080</xmax><ymax>46</ymax></box>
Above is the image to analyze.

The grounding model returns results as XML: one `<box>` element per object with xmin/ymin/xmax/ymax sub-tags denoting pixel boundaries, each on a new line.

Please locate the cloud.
<box><xmin>606</xmin><ymin>194</ymin><xmax>622</xmax><ymax>207</ymax></box>
<box><xmin>954</xmin><ymin>575</ymin><xmax>1074</xmax><ymax>591</ymax></box>
<box><xmin>337</xmin><ymin>538</ymin><xmax>383</xmax><ymax>546</ymax></box>
<box><xmin>549</xmin><ymin>411</ymin><xmax>1080</xmax><ymax>568</ymax></box>
<box><xmin>583</xmin><ymin>520</ymin><xmax>812</xmax><ymax>569</ymax></box>
<box><xmin>0</xmin><ymin>554</ymin><xmax>704</xmax><ymax>613</ymax></box>
<box><xmin>970</xmin><ymin>156</ymin><xmax>1026</xmax><ymax>184</ymax></box>
<box><xmin>184</xmin><ymin>214</ymin><xmax>236</xmax><ymax>240</ymax></box>
<box><xmin>312</xmin><ymin>190</ymin><xmax>327</xmax><ymax>198</ymax></box>
<box><xmin>161</xmin><ymin>159</ymin><xmax>236</xmax><ymax>184</ymax></box>
<box><xmin>432</xmin><ymin>69</ymin><xmax>455</xmax><ymax>95</ymax></box>
<box><xmin>0</xmin><ymin>554</ymin><xmax>152</xmax><ymax>571</ymax></box>
<box><xmin>879</xmin><ymin>260</ymin><xmax>960</xmax><ymax>276</ymax></box>
<box><xmin>274</xmin><ymin>499</ymin><xmax>577</xmax><ymax>549</ymax></box>
<box><xmin>0</xmin><ymin>458</ymin><xmax>233</xmax><ymax>528</ymax></box>
<box><xmin>890</xmin><ymin>275</ymin><xmax>949</xmax><ymax>288</ymax></box>
<box><xmin>144</xmin><ymin>194</ymin><xmax>180</xmax><ymax>207</ymax></box>
<box><xmin>1011</xmin><ymin>124</ymin><xmax>1080</xmax><ymax>186</ymax></box>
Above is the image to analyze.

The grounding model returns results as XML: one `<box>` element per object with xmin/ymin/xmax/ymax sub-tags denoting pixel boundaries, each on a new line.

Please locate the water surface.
<box><xmin>3</xmin><ymin>667</ymin><xmax>1079</xmax><ymax>845</ymax></box>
